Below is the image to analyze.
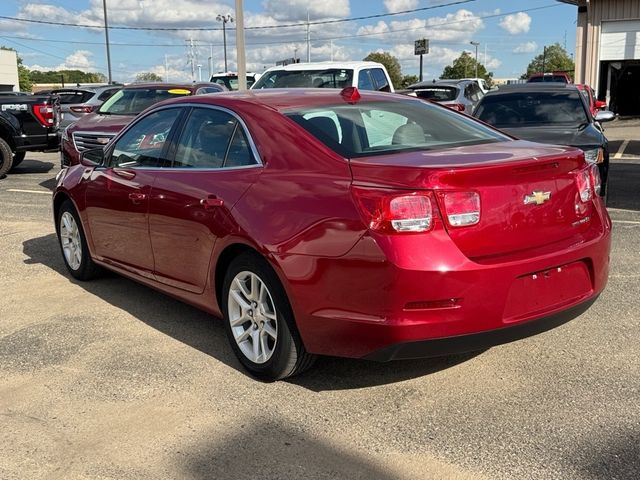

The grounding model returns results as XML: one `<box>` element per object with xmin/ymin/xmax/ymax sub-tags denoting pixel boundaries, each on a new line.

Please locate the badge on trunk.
<box><xmin>524</xmin><ymin>191</ymin><xmax>551</xmax><ymax>205</ymax></box>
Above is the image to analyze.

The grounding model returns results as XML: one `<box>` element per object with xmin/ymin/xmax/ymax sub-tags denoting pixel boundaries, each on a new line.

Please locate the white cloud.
<box><xmin>262</xmin><ymin>0</ymin><xmax>349</xmax><ymax>21</ymax></box>
<box><xmin>27</xmin><ymin>50</ymin><xmax>97</xmax><ymax>72</ymax></box>
<box><xmin>499</xmin><ymin>12</ymin><xmax>531</xmax><ymax>35</ymax></box>
<box><xmin>513</xmin><ymin>41</ymin><xmax>537</xmax><ymax>54</ymax></box>
<box><xmin>383</xmin><ymin>0</ymin><xmax>418</xmax><ymax>13</ymax></box>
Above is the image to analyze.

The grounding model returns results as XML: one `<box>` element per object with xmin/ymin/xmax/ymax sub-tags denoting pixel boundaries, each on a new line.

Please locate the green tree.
<box><xmin>400</xmin><ymin>74</ymin><xmax>419</xmax><ymax>88</ymax></box>
<box><xmin>363</xmin><ymin>52</ymin><xmax>402</xmax><ymax>89</ymax></box>
<box><xmin>440</xmin><ymin>51</ymin><xmax>493</xmax><ymax>85</ymax></box>
<box><xmin>135</xmin><ymin>72</ymin><xmax>163</xmax><ymax>82</ymax></box>
<box><xmin>29</xmin><ymin>69</ymin><xmax>108</xmax><ymax>85</ymax></box>
<box><xmin>522</xmin><ymin>43</ymin><xmax>575</xmax><ymax>79</ymax></box>
<box><xmin>1</xmin><ymin>46</ymin><xmax>32</xmax><ymax>92</ymax></box>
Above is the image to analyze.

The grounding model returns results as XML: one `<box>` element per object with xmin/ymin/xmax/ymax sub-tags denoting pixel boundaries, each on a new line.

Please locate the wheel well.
<box><xmin>52</xmin><ymin>192</ymin><xmax>71</xmax><ymax>231</ymax></box>
<box><xmin>0</xmin><ymin>125</ymin><xmax>16</xmax><ymax>151</ymax></box>
<box><xmin>214</xmin><ymin>243</ymin><xmax>257</xmax><ymax>307</ymax></box>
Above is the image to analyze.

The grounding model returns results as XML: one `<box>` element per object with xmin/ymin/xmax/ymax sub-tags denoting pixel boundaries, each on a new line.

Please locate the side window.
<box><xmin>371</xmin><ymin>69</ymin><xmax>391</xmax><ymax>92</ymax></box>
<box><xmin>109</xmin><ymin>108</ymin><xmax>180</xmax><ymax>168</ymax></box>
<box><xmin>358</xmin><ymin>70</ymin><xmax>375</xmax><ymax>91</ymax></box>
<box><xmin>225</xmin><ymin>126</ymin><xmax>256</xmax><ymax>167</ymax></box>
<box><xmin>302</xmin><ymin>110</ymin><xmax>343</xmax><ymax>144</ymax></box>
<box><xmin>173</xmin><ymin>108</ymin><xmax>237</xmax><ymax>169</ymax></box>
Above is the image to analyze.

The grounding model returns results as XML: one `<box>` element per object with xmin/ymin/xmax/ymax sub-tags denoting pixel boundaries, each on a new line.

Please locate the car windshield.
<box><xmin>413</xmin><ymin>86</ymin><xmax>458</xmax><ymax>101</ymax></box>
<box><xmin>252</xmin><ymin>69</ymin><xmax>354</xmax><ymax>89</ymax></box>
<box><xmin>475</xmin><ymin>91</ymin><xmax>589</xmax><ymax>127</ymax></box>
<box><xmin>286</xmin><ymin>99</ymin><xmax>507</xmax><ymax>158</ymax></box>
<box><xmin>98</xmin><ymin>87</ymin><xmax>191</xmax><ymax>115</ymax></box>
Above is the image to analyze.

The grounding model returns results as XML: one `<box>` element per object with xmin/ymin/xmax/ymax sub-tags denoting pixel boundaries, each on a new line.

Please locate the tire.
<box><xmin>222</xmin><ymin>252</ymin><xmax>316</xmax><ymax>381</ymax></box>
<box><xmin>56</xmin><ymin>200</ymin><xmax>102</xmax><ymax>280</ymax></box>
<box><xmin>0</xmin><ymin>138</ymin><xmax>13</xmax><ymax>178</ymax></box>
<box><xmin>10</xmin><ymin>151</ymin><xmax>26</xmax><ymax>170</ymax></box>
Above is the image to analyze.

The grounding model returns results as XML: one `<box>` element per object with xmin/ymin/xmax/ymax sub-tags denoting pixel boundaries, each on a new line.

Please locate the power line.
<box><xmin>0</xmin><ymin>0</ymin><xmax>477</xmax><ymax>32</ymax></box>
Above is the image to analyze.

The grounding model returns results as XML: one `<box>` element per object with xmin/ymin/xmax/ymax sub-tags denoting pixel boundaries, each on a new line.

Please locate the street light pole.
<box><xmin>102</xmin><ymin>0</ymin><xmax>112</xmax><ymax>83</ymax></box>
<box><xmin>216</xmin><ymin>14</ymin><xmax>233</xmax><ymax>72</ymax></box>
<box><xmin>470</xmin><ymin>41</ymin><xmax>480</xmax><ymax>79</ymax></box>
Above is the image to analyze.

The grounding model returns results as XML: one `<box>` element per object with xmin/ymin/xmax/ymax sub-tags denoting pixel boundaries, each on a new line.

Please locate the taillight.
<box><xmin>575</xmin><ymin>168</ymin><xmax>593</xmax><ymax>203</ymax></box>
<box><xmin>32</xmin><ymin>103</ymin><xmax>55</xmax><ymax>127</ymax></box>
<box><xmin>440</xmin><ymin>191</ymin><xmax>481</xmax><ymax>227</ymax></box>
<box><xmin>351</xmin><ymin>187</ymin><xmax>436</xmax><ymax>233</ymax></box>
<box><xmin>70</xmin><ymin>105</ymin><xmax>94</xmax><ymax>113</ymax></box>
<box><xmin>589</xmin><ymin>164</ymin><xmax>602</xmax><ymax>196</ymax></box>
<box><xmin>447</xmin><ymin>103</ymin><xmax>466</xmax><ymax>112</ymax></box>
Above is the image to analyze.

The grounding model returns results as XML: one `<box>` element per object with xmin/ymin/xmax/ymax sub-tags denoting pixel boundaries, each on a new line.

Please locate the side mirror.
<box><xmin>80</xmin><ymin>147</ymin><xmax>105</xmax><ymax>167</ymax></box>
<box><xmin>594</xmin><ymin>100</ymin><xmax>607</xmax><ymax>110</ymax></box>
<box><xmin>595</xmin><ymin>110</ymin><xmax>616</xmax><ymax>123</ymax></box>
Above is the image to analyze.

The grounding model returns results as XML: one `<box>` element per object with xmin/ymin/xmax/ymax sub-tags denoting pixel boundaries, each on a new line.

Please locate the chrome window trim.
<box><xmin>106</xmin><ymin>103</ymin><xmax>264</xmax><ymax>170</ymax></box>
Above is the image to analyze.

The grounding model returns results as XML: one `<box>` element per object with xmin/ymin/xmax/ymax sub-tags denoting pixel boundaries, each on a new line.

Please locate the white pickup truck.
<box><xmin>251</xmin><ymin>61</ymin><xmax>395</xmax><ymax>92</ymax></box>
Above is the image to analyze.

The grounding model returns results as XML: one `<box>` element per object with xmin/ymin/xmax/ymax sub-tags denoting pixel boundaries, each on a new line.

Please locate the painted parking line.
<box><xmin>614</xmin><ymin>139</ymin><xmax>630</xmax><ymax>159</ymax></box>
<box><xmin>6</xmin><ymin>189</ymin><xmax>52</xmax><ymax>195</ymax></box>
<box><xmin>612</xmin><ymin>219</ymin><xmax>640</xmax><ymax>225</ymax></box>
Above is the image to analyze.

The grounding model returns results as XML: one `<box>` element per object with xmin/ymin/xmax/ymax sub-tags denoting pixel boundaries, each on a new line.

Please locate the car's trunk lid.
<box><xmin>349</xmin><ymin>140</ymin><xmax>593</xmax><ymax>259</ymax></box>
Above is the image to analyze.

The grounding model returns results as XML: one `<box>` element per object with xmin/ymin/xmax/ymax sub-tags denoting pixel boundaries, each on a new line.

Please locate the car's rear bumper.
<box><xmin>363</xmin><ymin>295</ymin><xmax>597</xmax><ymax>361</ymax></box>
<box><xmin>275</xmin><ymin>201</ymin><xmax>611</xmax><ymax>359</ymax></box>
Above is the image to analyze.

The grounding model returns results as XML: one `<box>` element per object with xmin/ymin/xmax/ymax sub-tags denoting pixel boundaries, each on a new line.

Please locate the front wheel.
<box><xmin>222</xmin><ymin>252</ymin><xmax>315</xmax><ymax>381</ymax></box>
<box><xmin>0</xmin><ymin>138</ymin><xmax>13</xmax><ymax>177</ymax></box>
<box><xmin>10</xmin><ymin>151</ymin><xmax>26</xmax><ymax>170</ymax></box>
<box><xmin>57</xmin><ymin>200</ymin><xmax>101</xmax><ymax>280</ymax></box>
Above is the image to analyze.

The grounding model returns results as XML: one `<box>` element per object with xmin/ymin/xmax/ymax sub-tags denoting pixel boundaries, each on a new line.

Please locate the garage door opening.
<box><xmin>599</xmin><ymin>61</ymin><xmax>640</xmax><ymax>116</ymax></box>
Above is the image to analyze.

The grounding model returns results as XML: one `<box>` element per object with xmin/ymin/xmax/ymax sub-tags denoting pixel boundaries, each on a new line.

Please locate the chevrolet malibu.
<box><xmin>53</xmin><ymin>88</ymin><xmax>611</xmax><ymax>381</ymax></box>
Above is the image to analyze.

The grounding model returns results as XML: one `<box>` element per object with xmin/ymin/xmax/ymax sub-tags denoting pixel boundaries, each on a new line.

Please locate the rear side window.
<box><xmin>287</xmin><ymin>99</ymin><xmax>507</xmax><ymax>158</ymax></box>
<box><xmin>97</xmin><ymin>88</ymin><xmax>119</xmax><ymax>101</ymax></box>
<box><xmin>358</xmin><ymin>70</ymin><xmax>375</xmax><ymax>91</ymax></box>
<box><xmin>173</xmin><ymin>108</ymin><xmax>256</xmax><ymax>169</ymax></box>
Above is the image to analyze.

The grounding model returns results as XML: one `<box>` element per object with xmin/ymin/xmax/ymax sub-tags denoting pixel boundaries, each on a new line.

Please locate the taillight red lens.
<box><xmin>441</xmin><ymin>191</ymin><xmax>481</xmax><ymax>227</ymax></box>
<box><xmin>352</xmin><ymin>187</ymin><xmax>435</xmax><ymax>233</ymax></box>
<box><xmin>589</xmin><ymin>164</ymin><xmax>602</xmax><ymax>196</ymax></box>
<box><xmin>32</xmin><ymin>103</ymin><xmax>55</xmax><ymax>127</ymax></box>
<box><xmin>447</xmin><ymin>103</ymin><xmax>466</xmax><ymax>112</ymax></box>
<box><xmin>575</xmin><ymin>168</ymin><xmax>593</xmax><ymax>203</ymax></box>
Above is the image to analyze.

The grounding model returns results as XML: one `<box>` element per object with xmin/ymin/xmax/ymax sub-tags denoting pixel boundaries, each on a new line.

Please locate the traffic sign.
<box><xmin>414</xmin><ymin>39</ymin><xmax>429</xmax><ymax>55</ymax></box>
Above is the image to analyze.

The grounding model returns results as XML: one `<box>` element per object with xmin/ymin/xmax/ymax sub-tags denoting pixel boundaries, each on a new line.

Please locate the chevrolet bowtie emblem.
<box><xmin>96</xmin><ymin>137</ymin><xmax>111</xmax><ymax>145</ymax></box>
<box><xmin>524</xmin><ymin>191</ymin><xmax>551</xmax><ymax>205</ymax></box>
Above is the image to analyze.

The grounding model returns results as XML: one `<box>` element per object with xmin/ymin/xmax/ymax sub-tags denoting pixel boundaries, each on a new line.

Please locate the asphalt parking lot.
<box><xmin>1</xmin><ymin>137</ymin><xmax>639</xmax><ymax>479</ymax></box>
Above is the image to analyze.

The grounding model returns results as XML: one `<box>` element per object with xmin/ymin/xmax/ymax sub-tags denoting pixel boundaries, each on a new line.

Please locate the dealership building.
<box><xmin>560</xmin><ymin>0</ymin><xmax>640</xmax><ymax>115</ymax></box>
<box><xmin>0</xmin><ymin>49</ymin><xmax>20</xmax><ymax>92</ymax></box>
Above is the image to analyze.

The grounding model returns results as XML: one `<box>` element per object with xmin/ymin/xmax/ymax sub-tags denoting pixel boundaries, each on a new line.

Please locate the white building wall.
<box><xmin>0</xmin><ymin>49</ymin><xmax>20</xmax><ymax>91</ymax></box>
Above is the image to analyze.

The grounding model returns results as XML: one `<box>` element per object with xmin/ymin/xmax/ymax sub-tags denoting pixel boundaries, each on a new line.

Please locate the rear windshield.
<box><xmin>98</xmin><ymin>87</ymin><xmax>192</xmax><ymax>115</ymax></box>
<box><xmin>211</xmin><ymin>76</ymin><xmax>257</xmax><ymax>90</ymax></box>
<box><xmin>252</xmin><ymin>69</ymin><xmax>353</xmax><ymax>89</ymax></box>
<box><xmin>54</xmin><ymin>90</ymin><xmax>95</xmax><ymax>104</ymax></box>
<box><xmin>413</xmin><ymin>86</ymin><xmax>458</xmax><ymax>101</ymax></box>
<box><xmin>286</xmin><ymin>99</ymin><xmax>507</xmax><ymax>158</ymax></box>
<box><xmin>475</xmin><ymin>91</ymin><xmax>589</xmax><ymax>127</ymax></box>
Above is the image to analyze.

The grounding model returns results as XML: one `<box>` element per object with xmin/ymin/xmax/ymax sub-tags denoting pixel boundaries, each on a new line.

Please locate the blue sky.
<box><xmin>0</xmin><ymin>0</ymin><xmax>577</xmax><ymax>82</ymax></box>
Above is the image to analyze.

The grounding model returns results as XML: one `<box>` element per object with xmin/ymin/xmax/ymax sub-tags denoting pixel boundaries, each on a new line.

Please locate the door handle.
<box><xmin>128</xmin><ymin>192</ymin><xmax>147</xmax><ymax>204</ymax></box>
<box><xmin>113</xmin><ymin>168</ymin><xmax>136</xmax><ymax>179</ymax></box>
<box><xmin>200</xmin><ymin>195</ymin><xmax>224</xmax><ymax>210</ymax></box>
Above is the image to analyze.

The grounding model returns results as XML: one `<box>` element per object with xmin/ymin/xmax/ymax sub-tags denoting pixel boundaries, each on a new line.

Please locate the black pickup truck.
<box><xmin>0</xmin><ymin>93</ymin><xmax>59</xmax><ymax>177</ymax></box>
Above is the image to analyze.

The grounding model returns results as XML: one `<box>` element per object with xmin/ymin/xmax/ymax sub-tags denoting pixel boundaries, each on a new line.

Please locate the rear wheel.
<box><xmin>0</xmin><ymin>138</ymin><xmax>13</xmax><ymax>177</ymax></box>
<box><xmin>222</xmin><ymin>252</ymin><xmax>315</xmax><ymax>381</ymax></box>
<box><xmin>57</xmin><ymin>200</ymin><xmax>101</xmax><ymax>280</ymax></box>
<box><xmin>10</xmin><ymin>151</ymin><xmax>26</xmax><ymax>170</ymax></box>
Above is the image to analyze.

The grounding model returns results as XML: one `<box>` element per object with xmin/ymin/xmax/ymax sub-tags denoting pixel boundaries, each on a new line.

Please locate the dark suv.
<box><xmin>61</xmin><ymin>82</ymin><xmax>225</xmax><ymax>167</ymax></box>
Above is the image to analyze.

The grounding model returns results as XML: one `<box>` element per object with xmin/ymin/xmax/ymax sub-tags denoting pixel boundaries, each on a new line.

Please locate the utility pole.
<box><xmin>102</xmin><ymin>0</ymin><xmax>112</xmax><ymax>83</ymax></box>
<box><xmin>470</xmin><ymin>41</ymin><xmax>480</xmax><ymax>79</ymax></box>
<box><xmin>188</xmin><ymin>38</ymin><xmax>195</xmax><ymax>81</ymax></box>
<box><xmin>164</xmin><ymin>54</ymin><xmax>169</xmax><ymax>82</ymax></box>
<box><xmin>216</xmin><ymin>14</ymin><xmax>233</xmax><ymax>72</ymax></box>
<box><xmin>542</xmin><ymin>45</ymin><xmax>547</xmax><ymax>74</ymax></box>
<box><xmin>235</xmin><ymin>0</ymin><xmax>247</xmax><ymax>90</ymax></box>
<box><xmin>306</xmin><ymin>10</ymin><xmax>311</xmax><ymax>62</ymax></box>
<box><xmin>330</xmin><ymin>40</ymin><xmax>333</xmax><ymax>61</ymax></box>
<box><xmin>208</xmin><ymin>45</ymin><xmax>213</xmax><ymax>78</ymax></box>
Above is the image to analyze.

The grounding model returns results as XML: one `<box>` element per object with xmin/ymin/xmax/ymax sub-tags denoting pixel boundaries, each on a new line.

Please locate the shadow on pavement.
<box><xmin>181</xmin><ymin>420</ymin><xmax>396</xmax><ymax>480</ymax></box>
<box><xmin>10</xmin><ymin>159</ymin><xmax>55</xmax><ymax>175</ymax></box>
<box><xmin>22</xmin><ymin>233</ymin><xmax>477</xmax><ymax>390</ymax></box>
<box><xmin>570</xmin><ymin>429</ymin><xmax>640</xmax><ymax>480</ymax></box>
<box><xmin>607</xmin><ymin>162</ymin><xmax>640</xmax><ymax>211</ymax></box>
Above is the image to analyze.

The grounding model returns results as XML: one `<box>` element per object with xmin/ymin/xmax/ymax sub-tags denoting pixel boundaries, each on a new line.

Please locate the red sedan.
<box><xmin>53</xmin><ymin>88</ymin><xmax>611</xmax><ymax>380</ymax></box>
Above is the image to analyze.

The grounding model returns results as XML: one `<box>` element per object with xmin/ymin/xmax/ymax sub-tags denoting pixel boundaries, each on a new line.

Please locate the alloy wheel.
<box><xmin>59</xmin><ymin>211</ymin><xmax>82</xmax><ymax>270</ymax></box>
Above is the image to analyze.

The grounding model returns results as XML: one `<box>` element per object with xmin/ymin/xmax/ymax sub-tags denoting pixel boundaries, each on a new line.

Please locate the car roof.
<box><xmin>408</xmin><ymin>80</ymin><xmax>462</xmax><ymax>89</ymax></box>
<box><xmin>155</xmin><ymin>88</ymin><xmax>410</xmax><ymax>112</ymax></box>
<box><xmin>263</xmin><ymin>61</ymin><xmax>384</xmax><ymax>72</ymax></box>
<box><xmin>484</xmin><ymin>83</ymin><xmax>580</xmax><ymax>96</ymax></box>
